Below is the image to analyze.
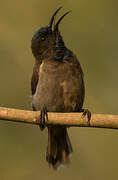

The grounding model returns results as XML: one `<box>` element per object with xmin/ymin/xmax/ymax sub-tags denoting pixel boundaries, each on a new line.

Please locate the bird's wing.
<box><xmin>31</xmin><ymin>61</ymin><xmax>39</xmax><ymax>95</ymax></box>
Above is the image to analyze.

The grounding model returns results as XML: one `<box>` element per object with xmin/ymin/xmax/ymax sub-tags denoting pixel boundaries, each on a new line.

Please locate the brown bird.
<box><xmin>31</xmin><ymin>7</ymin><xmax>91</xmax><ymax>170</ymax></box>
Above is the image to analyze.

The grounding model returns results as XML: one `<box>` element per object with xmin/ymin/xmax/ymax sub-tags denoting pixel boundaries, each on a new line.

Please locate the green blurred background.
<box><xmin>0</xmin><ymin>0</ymin><xmax>118</xmax><ymax>179</ymax></box>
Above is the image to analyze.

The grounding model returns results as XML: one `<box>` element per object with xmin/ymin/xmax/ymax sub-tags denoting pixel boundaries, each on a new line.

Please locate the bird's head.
<box><xmin>31</xmin><ymin>7</ymin><xmax>70</xmax><ymax>62</ymax></box>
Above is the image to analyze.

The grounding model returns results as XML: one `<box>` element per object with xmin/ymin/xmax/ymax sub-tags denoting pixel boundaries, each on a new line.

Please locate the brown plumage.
<box><xmin>31</xmin><ymin>7</ymin><xmax>90</xmax><ymax>170</ymax></box>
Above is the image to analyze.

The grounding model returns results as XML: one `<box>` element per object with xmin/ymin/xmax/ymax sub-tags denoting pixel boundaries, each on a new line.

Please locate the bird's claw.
<box><xmin>36</xmin><ymin>107</ymin><xmax>48</xmax><ymax>131</ymax></box>
<box><xmin>81</xmin><ymin>109</ymin><xmax>91</xmax><ymax>126</ymax></box>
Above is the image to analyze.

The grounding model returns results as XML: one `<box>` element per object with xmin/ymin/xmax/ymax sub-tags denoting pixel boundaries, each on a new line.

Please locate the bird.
<box><xmin>31</xmin><ymin>7</ymin><xmax>91</xmax><ymax>170</ymax></box>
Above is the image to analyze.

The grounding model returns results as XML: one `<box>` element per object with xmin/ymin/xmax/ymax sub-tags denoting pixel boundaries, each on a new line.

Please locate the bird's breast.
<box><xmin>32</xmin><ymin>60</ymin><xmax>85</xmax><ymax>112</ymax></box>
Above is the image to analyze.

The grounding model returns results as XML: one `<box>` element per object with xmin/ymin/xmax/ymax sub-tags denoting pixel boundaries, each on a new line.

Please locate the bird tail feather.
<box><xmin>46</xmin><ymin>126</ymin><xmax>73</xmax><ymax>170</ymax></box>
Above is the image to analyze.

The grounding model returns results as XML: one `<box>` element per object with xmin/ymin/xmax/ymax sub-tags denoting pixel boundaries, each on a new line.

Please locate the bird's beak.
<box><xmin>48</xmin><ymin>7</ymin><xmax>62</xmax><ymax>31</ymax></box>
<box><xmin>54</xmin><ymin>11</ymin><xmax>71</xmax><ymax>32</ymax></box>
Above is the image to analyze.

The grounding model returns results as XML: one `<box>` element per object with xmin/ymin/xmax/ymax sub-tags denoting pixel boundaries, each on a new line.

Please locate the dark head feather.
<box><xmin>31</xmin><ymin>7</ymin><xmax>71</xmax><ymax>62</ymax></box>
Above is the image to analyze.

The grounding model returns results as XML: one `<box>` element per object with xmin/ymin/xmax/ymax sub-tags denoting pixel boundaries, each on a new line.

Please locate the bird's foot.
<box><xmin>81</xmin><ymin>109</ymin><xmax>91</xmax><ymax>126</ymax></box>
<box><xmin>36</xmin><ymin>107</ymin><xmax>48</xmax><ymax>131</ymax></box>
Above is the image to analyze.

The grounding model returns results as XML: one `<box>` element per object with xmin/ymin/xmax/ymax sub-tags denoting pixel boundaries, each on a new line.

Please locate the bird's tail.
<box><xmin>46</xmin><ymin>126</ymin><xmax>73</xmax><ymax>170</ymax></box>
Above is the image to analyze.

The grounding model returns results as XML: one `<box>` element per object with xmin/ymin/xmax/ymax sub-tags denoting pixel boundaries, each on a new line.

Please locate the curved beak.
<box><xmin>54</xmin><ymin>11</ymin><xmax>71</xmax><ymax>32</ymax></box>
<box><xmin>48</xmin><ymin>7</ymin><xmax>62</xmax><ymax>31</ymax></box>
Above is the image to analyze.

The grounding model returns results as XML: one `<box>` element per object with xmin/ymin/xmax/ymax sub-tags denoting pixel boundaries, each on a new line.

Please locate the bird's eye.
<box><xmin>41</xmin><ymin>36</ymin><xmax>46</xmax><ymax>41</ymax></box>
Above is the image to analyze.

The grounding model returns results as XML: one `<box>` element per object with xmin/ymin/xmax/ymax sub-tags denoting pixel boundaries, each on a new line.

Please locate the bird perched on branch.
<box><xmin>31</xmin><ymin>7</ymin><xmax>91</xmax><ymax>170</ymax></box>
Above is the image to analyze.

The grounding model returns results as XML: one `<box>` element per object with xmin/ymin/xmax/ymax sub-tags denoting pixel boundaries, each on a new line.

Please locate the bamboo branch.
<box><xmin>0</xmin><ymin>107</ymin><xmax>118</xmax><ymax>129</ymax></box>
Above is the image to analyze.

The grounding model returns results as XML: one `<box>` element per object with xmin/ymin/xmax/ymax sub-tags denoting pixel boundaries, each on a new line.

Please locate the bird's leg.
<box><xmin>36</xmin><ymin>106</ymin><xmax>48</xmax><ymax>131</ymax></box>
<box><xmin>80</xmin><ymin>109</ymin><xmax>91</xmax><ymax>126</ymax></box>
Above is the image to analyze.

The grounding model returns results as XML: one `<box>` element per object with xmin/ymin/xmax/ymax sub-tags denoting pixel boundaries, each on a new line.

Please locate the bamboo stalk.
<box><xmin>0</xmin><ymin>107</ymin><xmax>118</xmax><ymax>129</ymax></box>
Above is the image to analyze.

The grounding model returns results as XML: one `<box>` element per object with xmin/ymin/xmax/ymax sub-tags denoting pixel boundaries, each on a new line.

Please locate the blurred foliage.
<box><xmin>0</xmin><ymin>0</ymin><xmax>118</xmax><ymax>179</ymax></box>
